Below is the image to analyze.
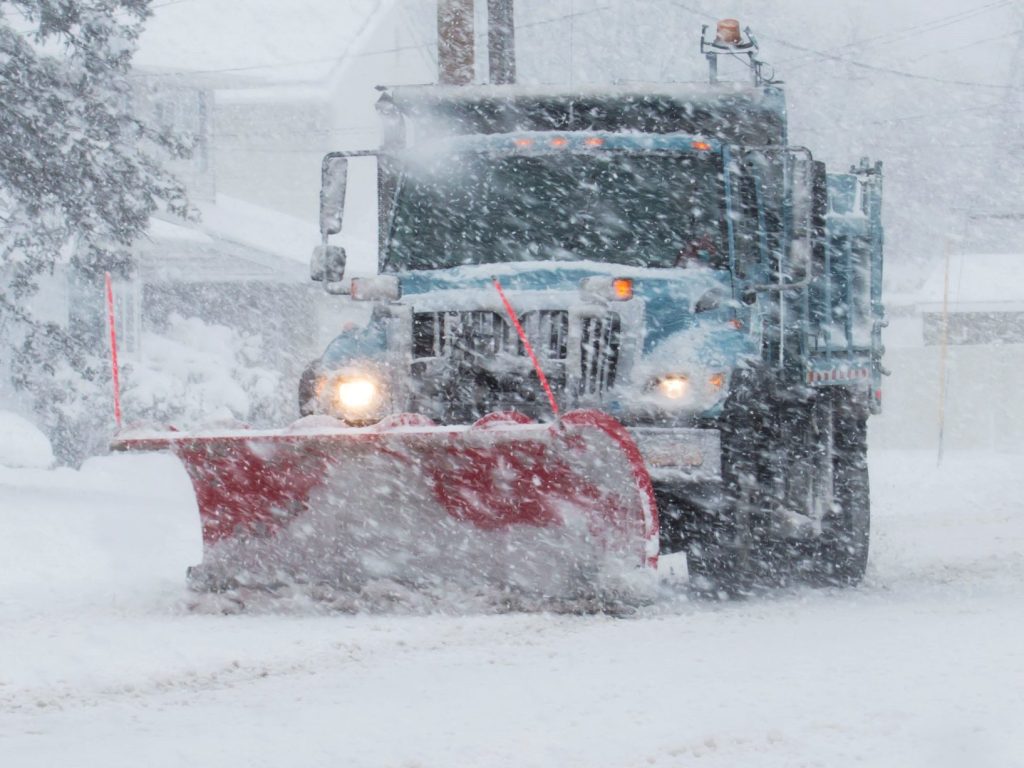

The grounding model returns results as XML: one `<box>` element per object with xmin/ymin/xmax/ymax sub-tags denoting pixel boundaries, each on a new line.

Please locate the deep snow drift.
<box><xmin>0</xmin><ymin>411</ymin><xmax>54</xmax><ymax>469</ymax></box>
<box><xmin>1</xmin><ymin>442</ymin><xmax>1022</xmax><ymax>767</ymax></box>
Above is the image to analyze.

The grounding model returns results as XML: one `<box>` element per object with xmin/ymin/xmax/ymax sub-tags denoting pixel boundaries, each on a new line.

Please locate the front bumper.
<box><xmin>628</xmin><ymin>426</ymin><xmax>721</xmax><ymax>483</ymax></box>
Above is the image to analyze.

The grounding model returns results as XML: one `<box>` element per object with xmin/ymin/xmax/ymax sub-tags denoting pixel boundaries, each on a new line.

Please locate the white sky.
<box><xmin>132</xmin><ymin>0</ymin><xmax>1024</xmax><ymax>287</ymax></box>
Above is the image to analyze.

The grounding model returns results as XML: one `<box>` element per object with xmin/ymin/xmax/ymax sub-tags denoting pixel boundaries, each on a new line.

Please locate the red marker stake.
<box><xmin>493</xmin><ymin>277</ymin><xmax>560</xmax><ymax>421</ymax></box>
<box><xmin>104</xmin><ymin>272</ymin><xmax>122</xmax><ymax>430</ymax></box>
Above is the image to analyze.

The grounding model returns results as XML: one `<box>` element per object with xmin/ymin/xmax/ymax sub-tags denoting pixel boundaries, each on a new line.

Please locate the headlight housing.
<box><xmin>650</xmin><ymin>371</ymin><xmax>728</xmax><ymax>410</ymax></box>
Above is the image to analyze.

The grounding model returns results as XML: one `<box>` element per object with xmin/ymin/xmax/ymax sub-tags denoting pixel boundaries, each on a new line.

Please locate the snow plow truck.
<box><xmin>115</xmin><ymin>21</ymin><xmax>885</xmax><ymax>601</ymax></box>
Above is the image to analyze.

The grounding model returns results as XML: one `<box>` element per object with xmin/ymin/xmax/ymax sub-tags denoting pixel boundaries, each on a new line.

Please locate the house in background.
<box><xmin>918</xmin><ymin>253</ymin><xmax>1024</xmax><ymax>346</ymax></box>
<box><xmin>89</xmin><ymin>0</ymin><xmax>439</xmax><ymax>418</ymax></box>
<box><xmin>872</xmin><ymin>252</ymin><xmax>1024</xmax><ymax>452</ymax></box>
<box><xmin>13</xmin><ymin>1</ymin><xmax>439</xmax><ymax>425</ymax></box>
<box><xmin>135</xmin><ymin>0</ymin><xmax>435</xmax><ymax>221</ymax></box>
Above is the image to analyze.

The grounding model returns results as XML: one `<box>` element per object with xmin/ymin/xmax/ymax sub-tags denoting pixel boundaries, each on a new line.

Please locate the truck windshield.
<box><xmin>386</xmin><ymin>151</ymin><xmax>726</xmax><ymax>270</ymax></box>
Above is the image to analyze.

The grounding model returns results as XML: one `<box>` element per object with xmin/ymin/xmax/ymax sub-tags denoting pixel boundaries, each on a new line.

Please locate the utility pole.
<box><xmin>438</xmin><ymin>0</ymin><xmax>475</xmax><ymax>85</ymax></box>
<box><xmin>487</xmin><ymin>0</ymin><xmax>515</xmax><ymax>84</ymax></box>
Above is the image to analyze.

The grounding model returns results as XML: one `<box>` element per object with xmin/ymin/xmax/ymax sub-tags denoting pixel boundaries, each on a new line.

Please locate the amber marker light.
<box><xmin>584</xmin><ymin>137</ymin><xmax>604</xmax><ymax>147</ymax></box>
<box><xmin>579</xmin><ymin>276</ymin><xmax>634</xmax><ymax>302</ymax></box>
<box><xmin>709</xmin><ymin>373</ymin><xmax>726</xmax><ymax>390</ymax></box>
<box><xmin>514</xmin><ymin>137</ymin><xmax>533</xmax><ymax>148</ymax></box>
<box><xmin>715</xmin><ymin>19</ymin><xmax>742</xmax><ymax>45</ymax></box>
<box><xmin>550</xmin><ymin>136</ymin><xmax>569</xmax><ymax>148</ymax></box>
<box><xmin>692</xmin><ymin>140</ymin><xmax>712</xmax><ymax>151</ymax></box>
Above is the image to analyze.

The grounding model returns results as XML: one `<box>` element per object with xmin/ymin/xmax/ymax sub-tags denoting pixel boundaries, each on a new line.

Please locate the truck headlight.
<box><xmin>337</xmin><ymin>378</ymin><xmax>379</xmax><ymax>411</ymax></box>
<box><xmin>657</xmin><ymin>375</ymin><xmax>689</xmax><ymax>399</ymax></box>
<box><xmin>650</xmin><ymin>371</ymin><xmax>728</xmax><ymax>408</ymax></box>
<box><xmin>325</xmin><ymin>372</ymin><xmax>388</xmax><ymax>424</ymax></box>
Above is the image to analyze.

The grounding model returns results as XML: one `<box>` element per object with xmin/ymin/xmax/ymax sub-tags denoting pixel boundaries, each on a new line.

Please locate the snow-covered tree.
<box><xmin>0</xmin><ymin>0</ymin><xmax>191</xmax><ymax>463</ymax></box>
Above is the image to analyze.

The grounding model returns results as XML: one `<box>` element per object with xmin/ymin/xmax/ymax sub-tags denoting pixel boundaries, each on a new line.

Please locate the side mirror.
<box><xmin>311</xmin><ymin>245</ymin><xmax>347</xmax><ymax>283</ymax></box>
<box><xmin>320</xmin><ymin>156</ymin><xmax>348</xmax><ymax>238</ymax></box>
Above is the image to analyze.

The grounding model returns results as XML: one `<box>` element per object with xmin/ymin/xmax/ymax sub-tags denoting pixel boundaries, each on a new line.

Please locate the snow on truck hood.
<box><xmin>395</xmin><ymin>260</ymin><xmax>729</xmax><ymax>305</ymax></box>
<box><xmin>391</xmin><ymin>261</ymin><xmax>737</xmax><ymax>353</ymax></box>
<box><xmin>322</xmin><ymin>261</ymin><xmax>750</xmax><ymax>374</ymax></box>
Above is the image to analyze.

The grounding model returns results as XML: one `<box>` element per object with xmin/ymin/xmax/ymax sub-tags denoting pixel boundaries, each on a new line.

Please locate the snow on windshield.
<box><xmin>387</xmin><ymin>150</ymin><xmax>726</xmax><ymax>269</ymax></box>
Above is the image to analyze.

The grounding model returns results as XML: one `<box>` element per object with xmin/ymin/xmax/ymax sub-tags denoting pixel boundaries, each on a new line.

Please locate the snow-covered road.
<box><xmin>2</xmin><ymin>447</ymin><xmax>1022</xmax><ymax>767</ymax></box>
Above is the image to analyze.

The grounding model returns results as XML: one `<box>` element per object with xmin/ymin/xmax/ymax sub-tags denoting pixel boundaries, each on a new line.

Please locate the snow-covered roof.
<box><xmin>917</xmin><ymin>253</ymin><xmax>1024</xmax><ymax>313</ymax></box>
<box><xmin>142</xmin><ymin>194</ymin><xmax>376</xmax><ymax>277</ymax></box>
<box><xmin>139</xmin><ymin>195</ymin><xmax>321</xmax><ymax>283</ymax></box>
<box><xmin>146</xmin><ymin>217</ymin><xmax>214</xmax><ymax>245</ymax></box>
<box><xmin>135</xmin><ymin>0</ymin><xmax>395</xmax><ymax>85</ymax></box>
<box><xmin>193</xmin><ymin>196</ymin><xmax>318</xmax><ymax>264</ymax></box>
<box><xmin>146</xmin><ymin>195</ymin><xmax>318</xmax><ymax>263</ymax></box>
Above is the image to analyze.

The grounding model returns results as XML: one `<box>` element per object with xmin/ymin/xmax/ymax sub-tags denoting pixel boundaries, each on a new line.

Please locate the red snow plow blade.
<box><xmin>113</xmin><ymin>410</ymin><xmax>659</xmax><ymax>603</ymax></box>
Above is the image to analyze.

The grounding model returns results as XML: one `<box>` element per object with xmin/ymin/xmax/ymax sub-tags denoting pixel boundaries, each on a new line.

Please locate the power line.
<box><xmin>902</xmin><ymin>29</ymin><xmax>1019</xmax><ymax>63</ymax></box>
<box><xmin>131</xmin><ymin>40</ymin><xmax>433</xmax><ymax>80</ymax></box>
<box><xmin>133</xmin><ymin>4</ymin><xmax>614</xmax><ymax>80</ymax></box>
<box><xmin>520</xmin><ymin>5</ymin><xmax>611</xmax><ymax>29</ymax></box>
<box><xmin>666</xmin><ymin>0</ymin><xmax>1014</xmax><ymax>90</ymax></box>
<box><xmin>150</xmin><ymin>0</ymin><xmax>197</xmax><ymax>9</ymax></box>
<box><xmin>776</xmin><ymin>0</ymin><xmax>1013</xmax><ymax>67</ymax></box>
<box><xmin>135</xmin><ymin>1</ymin><xmax>1017</xmax><ymax>93</ymax></box>
<box><xmin>863</xmin><ymin>100</ymin><xmax>1005</xmax><ymax>125</ymax></box>
<box><xmin>766</xmin><ymin>35</ymin><xmax>1013</xmax><ymax>89</ymax></box>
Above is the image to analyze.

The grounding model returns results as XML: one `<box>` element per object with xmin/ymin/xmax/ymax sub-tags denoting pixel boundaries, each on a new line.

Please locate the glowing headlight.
<box><xmin>336</xmin><ymin>378</ymin><xmax>379</xmax><ymax>411</ymax></box>
<box><xmin>651</xmin><ymin>371</ymin><xmax>729</xmax><ymax>408</ymax></box>
<box><xmin>657</xmin><ymin>375</ymin><xmax>689</xmax><ymax>400</ymax></box>
<box><xmin>322</xmin><ymin>372</ymin><xmax>388</xmax><ymax>425</ymax></box>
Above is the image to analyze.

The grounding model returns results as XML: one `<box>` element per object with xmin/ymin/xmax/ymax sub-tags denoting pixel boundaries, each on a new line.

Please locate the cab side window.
<box><xmin>731</xmin><ymin>170</ymin><xmax>764</xmax><ymax>279</ymax></box>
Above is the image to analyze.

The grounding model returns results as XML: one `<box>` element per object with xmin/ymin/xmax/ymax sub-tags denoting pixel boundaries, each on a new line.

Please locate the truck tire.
<box><xmin>809</xmin><ymin>390</ymin><xmax>870</xmax><ymax>585</ymax></box>
<box><xmin>686</xmin><ymin>381</ymin><xmax>870</xmax><ymax>594</ymax></box>
<box><xmin>685</xmin><ymin>372</ymin><xmax>769</xmax><ymax>597</ymax></box>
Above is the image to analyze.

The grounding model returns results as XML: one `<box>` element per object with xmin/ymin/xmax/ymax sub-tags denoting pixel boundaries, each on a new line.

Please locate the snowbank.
<box><xmin>123</xmin><ymin>314</ymin><xmax>282</xmax><ymax>428</ymax></box>
<box><xmin>0</xmin><ymin>449</ymin><xmax>1022</xmax><ymax>766</ymax></box>
<box><xmin>0</xmin><ymin>452</ymin><xmax>200</xmax><ymax>611</ymax></box>
<box><xmin>0</xmin><ymin>410</ymin><xmax>54</xmax><ymax>468</ymax></box>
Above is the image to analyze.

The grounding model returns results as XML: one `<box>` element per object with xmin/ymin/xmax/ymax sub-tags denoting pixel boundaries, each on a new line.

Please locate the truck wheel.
<box><xmin>686</xmin><ymin>374</ymin><xmax>768</xmax><ymax>597</ymax></box>
<box><xmin>808</xmin><ymin>390</ymin><xmax>870</xmax><ymax>586</ymax></box>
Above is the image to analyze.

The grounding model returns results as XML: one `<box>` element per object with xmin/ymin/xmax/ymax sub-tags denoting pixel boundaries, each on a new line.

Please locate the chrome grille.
<box><xmin>411</xmin><ymin>309</ymin><xmax>622</xmax><ymax>398</ymax></box>
<box><xmin>412</xmin><ymin>310</ymin><xmax>569</xmax><ymax>360</ymax></box>
<box><xmin>579</xmin><ymin>314</ymin><xmax>621</xmax><ymax>395</ymax></box>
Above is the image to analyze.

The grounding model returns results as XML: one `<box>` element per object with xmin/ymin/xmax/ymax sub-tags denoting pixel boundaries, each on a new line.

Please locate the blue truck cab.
<box><xmin>303</xmin><ymin>29</ymin><xmax>885</xmax><ymax>593</ymax></box>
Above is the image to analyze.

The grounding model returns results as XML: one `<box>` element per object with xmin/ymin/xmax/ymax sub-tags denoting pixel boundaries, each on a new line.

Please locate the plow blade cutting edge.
<box><xmin>113</xmin><ymin>410</ymin><xmax>659</xmax><ymax>604</ymax></box>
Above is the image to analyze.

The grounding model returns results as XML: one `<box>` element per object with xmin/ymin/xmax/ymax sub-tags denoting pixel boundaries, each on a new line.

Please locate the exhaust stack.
<box><xmin>437</xmin><ymin>0</ymin><xmax>516</xmax><ymax>85</ymax></box>
<box><xmin>438</xmin><ymin>0</ymin><xmax>474</xmax><ymax>85</ymax></box>
<box><xmin>488</xmin><ymin>0</ymin><xmax>515</xmax><ymax>84</ymax></box>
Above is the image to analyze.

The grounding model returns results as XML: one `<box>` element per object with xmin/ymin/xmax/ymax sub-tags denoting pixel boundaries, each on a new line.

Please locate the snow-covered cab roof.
<box><xmin>379</xmin><ymin>83</ymin><xmax>787</xmax><ymax>149</ymax></box>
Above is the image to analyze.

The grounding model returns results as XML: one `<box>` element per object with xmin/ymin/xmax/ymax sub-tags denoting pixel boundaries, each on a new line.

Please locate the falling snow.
<box><xmin>2</xmin><ymin>1</ymin><xmax>1023</xmax><ymax>765</ymax></box>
